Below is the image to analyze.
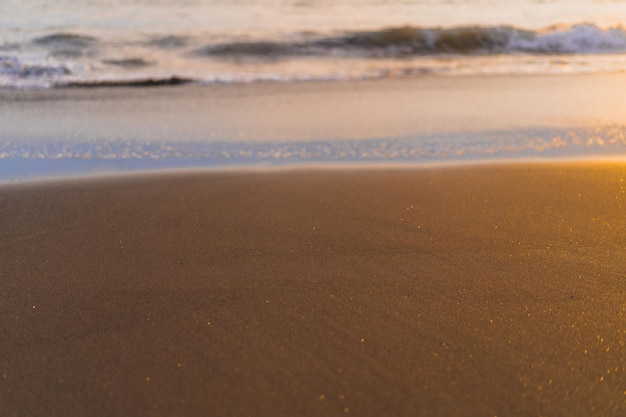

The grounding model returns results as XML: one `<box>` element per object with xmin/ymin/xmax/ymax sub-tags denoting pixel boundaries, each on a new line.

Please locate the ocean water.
<box><xmin>2</xmin><ymin>1</ymin><xmax>626</xmax><ymax>180</ymax></box>
<box><xmin>2</xmin><ymin>0</ymin><xmax>626</xmax><ymax>88</ymax></box>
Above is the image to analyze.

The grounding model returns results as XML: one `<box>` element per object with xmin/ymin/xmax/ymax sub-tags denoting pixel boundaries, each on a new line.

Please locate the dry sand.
<box><xmin>2</xmin><ymin>163</ymin><xmax>626</xmax><ymax>416</ymax></box>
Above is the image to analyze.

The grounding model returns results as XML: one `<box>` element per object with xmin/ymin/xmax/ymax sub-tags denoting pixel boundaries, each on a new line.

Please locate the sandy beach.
<box><xmin>4</xmin><ymin>0</ymin><xmax>626</xmax><ymax>414</ymax></box>
<box><xmin>2</xmin><ymin>163</ymin><xmax>626</xmax><ymax>416</ymax></box>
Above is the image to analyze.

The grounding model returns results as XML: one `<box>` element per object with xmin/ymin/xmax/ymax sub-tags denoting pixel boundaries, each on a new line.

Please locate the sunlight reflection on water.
<box><xmin>3</xmin><ymin>125</ymin><xmax>626</xmax><ymax>181</ymax></box>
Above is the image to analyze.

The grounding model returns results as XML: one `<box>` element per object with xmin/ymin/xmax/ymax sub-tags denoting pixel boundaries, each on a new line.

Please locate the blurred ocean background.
<box><xmin>2</xmin><ymin>0</ymin><xmax>626</xmax><ymax>181</ymax></box>
<box><xmin>2</xmin><ymin>0</ymin><xmax>626</xmax><ymax>88</ymax></box>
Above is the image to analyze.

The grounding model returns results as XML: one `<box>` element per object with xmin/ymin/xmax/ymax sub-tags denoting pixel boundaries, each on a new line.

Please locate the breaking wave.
<box><xmin>196</xmin><ymin>23</ymin><xmax>626</xmax><ymax>58</ymax></box>
<box><xmin>32</xmin><ymin>33</ymin><xmax>98</xmax><ymax>58</ymax></box>
<box><xmin>2</xmin><ymin>23</ymin><xmax>626</xmax><ymax>89</ymax></box>
<box><xmin>0</xmin><ymin>56</ymin><xmax>71</xmax><ymax>83</ymax></box>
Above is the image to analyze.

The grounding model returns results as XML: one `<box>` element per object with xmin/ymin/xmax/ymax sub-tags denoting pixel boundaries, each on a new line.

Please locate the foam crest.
<box><xmin>510</xmin><ymin>24</ymin><xmax>626</xmax><ymax>53</ymax></box>
<box><xmin>0</xmin><ymin>56</ymin><xmax>71</xmax><ymax>88</ymax></box>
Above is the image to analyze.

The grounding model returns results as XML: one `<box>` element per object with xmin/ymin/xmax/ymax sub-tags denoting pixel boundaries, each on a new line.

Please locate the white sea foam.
<box><xmin>2</xmin><ymin>19</ymin><xmax>626</xmax><ymax>89</ymax></box>
<box><xmin>508</xmin><ymin>24</ymin><xmax>626</xmax><ymax>53</ymax></box>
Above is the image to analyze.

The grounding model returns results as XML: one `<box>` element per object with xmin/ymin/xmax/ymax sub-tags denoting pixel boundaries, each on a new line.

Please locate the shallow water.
<box><xmin>2</xmin><ymin>74</ymin><xmax>626</xmax><ymax>182</ymax></box>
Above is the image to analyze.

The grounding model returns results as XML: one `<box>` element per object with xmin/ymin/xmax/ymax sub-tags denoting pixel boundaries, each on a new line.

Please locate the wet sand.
<box><xmin>3</xmin><ymin>73</ymin><xmax>626</xmax><ymax>145</ymax></box>
<box><xmin>2</xmin><ymin>163</ymin><xmax>626</xmax><ymax>416</ymax></box>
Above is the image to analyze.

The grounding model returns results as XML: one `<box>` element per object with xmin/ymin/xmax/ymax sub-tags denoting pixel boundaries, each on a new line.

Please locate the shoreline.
<box><xmin>2</xmin><ymin>156</ymin><xmax>626</xmax><ymax>186</ymax></box>
<box><xmin>3</xmin><ymin>72</ymin><xmax>626</xmax><ymax>183</ymax></box>
<box><xmin>3</xmin><ymin>163</ymin><xmax>626</xmax><ymax>416</ymax></box>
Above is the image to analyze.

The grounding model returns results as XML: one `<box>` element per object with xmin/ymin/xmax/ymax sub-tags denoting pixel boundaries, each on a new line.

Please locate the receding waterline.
<box><xmin>3</xmin><ymin>125</ymin><xmax>626</xmax><ymax>182</ymax></box>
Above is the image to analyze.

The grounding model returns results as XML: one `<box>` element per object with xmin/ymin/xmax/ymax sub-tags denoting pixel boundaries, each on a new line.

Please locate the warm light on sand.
<box><xmin>3</xmin><ymin>165</ymin><xmax>626</xmax><ymax>415</ymax></box>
